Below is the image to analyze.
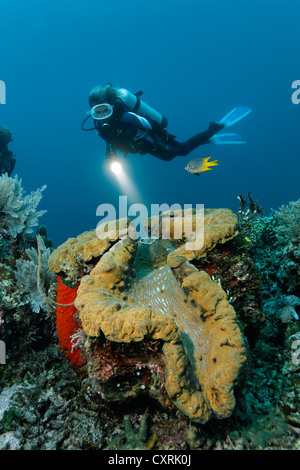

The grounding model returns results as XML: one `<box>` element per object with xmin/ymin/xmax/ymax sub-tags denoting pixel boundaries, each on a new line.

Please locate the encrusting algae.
<box><xmin>48</xmin><ymin>208</ymin><xmax>246</xmax><ymax>424</ymax></box>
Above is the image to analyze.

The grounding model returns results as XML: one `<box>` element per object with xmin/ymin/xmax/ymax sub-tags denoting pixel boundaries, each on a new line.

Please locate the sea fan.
<box><xmin>15</xmin><ymin>235</ymin><xmax>55</xmax><ymax>313</ymax></box>
<box><xmin>0</xmin><ymin>173</ymin><xmax>46</xmax><ymax>238</ymax></box>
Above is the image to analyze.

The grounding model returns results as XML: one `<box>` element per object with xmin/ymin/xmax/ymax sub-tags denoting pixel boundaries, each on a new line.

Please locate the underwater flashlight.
<box><xmin>110</xmin><ymin>160</ymin><xmax>122</xmax><ymax>176</ymax></box>
<box><xmin>105</xmin><ymin>155</ymin><xmax>142</xmax><ymax>203</ymax></box>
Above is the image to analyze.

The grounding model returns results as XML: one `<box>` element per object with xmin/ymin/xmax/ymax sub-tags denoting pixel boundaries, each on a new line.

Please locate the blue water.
<box><xmin>1</xmin><ymin>0</ymin><xmax>300</xmax><ymax>246</ymax></box>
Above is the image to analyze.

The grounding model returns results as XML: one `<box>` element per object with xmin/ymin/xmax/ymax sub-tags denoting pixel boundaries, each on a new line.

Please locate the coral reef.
<box><xmin>49</xmin><ymin>208</ymin><xmax>246</xmax><ymax>424</ymax></box>
<box><xmin>234</xmin><ymin>195</ymin><xmax>300</xmax><ymax>442</ymax></box>
<box><xmin>240</xmin><ymin>197</ymin><xmax>300</xmax><ymax>299</ymax></box>
<box><xmin>0</xmin><ymin>123</ymin><xmax>16</xmax><ymax>177</ymax></box>
<box><xmin>0</xmin><ymin>347</ymin><xmax>103</xmax><ymax>450</ymax></box>
<box><xmin>1</xmin><ymin>187</ymin><xmax>299</xmax><ymax>449</ymax></box>
<box><xmin>0</xmin><ymin>174</ymin><xmax>52</xmax><ymax>359</ymax></box>
<box><xmin>0</xmin><ymin>193</ymin><xmax>300</xmax><ymax>451</ymax></box>
<box><xmin>107</xmin><ymin>411</ymin><xmax>150</xmax><ymax>450</ymax></box>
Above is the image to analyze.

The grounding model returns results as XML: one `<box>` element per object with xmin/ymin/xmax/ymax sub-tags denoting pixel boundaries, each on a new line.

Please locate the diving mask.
<box><xmin>90</xmin><ymin>103</ymin><xmax>113</xmax><ymax>120</ymax></box>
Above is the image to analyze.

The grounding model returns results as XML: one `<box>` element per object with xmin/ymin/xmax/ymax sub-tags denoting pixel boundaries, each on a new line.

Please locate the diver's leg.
<box><xmin>176</xmin><ymin>122</ymin><xmax>225</xmax><ymax>156</ymax></box>
<box><xmin>147</xmin><ymin>121</ymin><xmax>223</xmax><ymax>160</ymax></box>
<box><xmin>145</xmin><ymin>135</ymin><xmax>178</xmax><ymax>161</ymax></box>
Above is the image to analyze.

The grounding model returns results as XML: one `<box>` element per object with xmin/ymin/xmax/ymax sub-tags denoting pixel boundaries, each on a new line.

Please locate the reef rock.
<box><xmin>49</xmin><ymin>209</ymin><xmax>246</xmax><ymax>424</ymax></box>
<box><xmin>0</xmin><ymin>123</ymin><xmax>16</xmax><ymax>177</ymax></box>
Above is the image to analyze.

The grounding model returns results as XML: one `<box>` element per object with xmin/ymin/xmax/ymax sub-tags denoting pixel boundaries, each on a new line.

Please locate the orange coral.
<box><xmin>55</xmin><ymin>276</ymin><xmax>84</xmax><ymax>366</ymax></box>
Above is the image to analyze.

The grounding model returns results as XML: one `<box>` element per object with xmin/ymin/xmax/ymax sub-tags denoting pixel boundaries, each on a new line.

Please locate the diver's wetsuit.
<box><xmin>96</xmin><ymin>109</ymin><xmax>224</xmax><ymax>161</ymax></box>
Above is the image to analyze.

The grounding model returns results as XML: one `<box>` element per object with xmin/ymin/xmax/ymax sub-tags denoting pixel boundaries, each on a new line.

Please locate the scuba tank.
<box><xmin>115</xmin><ymin>88</ymin><xmax>168</xmax><ymax>129</ymax></box>
<box><xmin>83</xmin><ymin>84</ymin><xmax>171</xmax><ymax>144</ymax></box>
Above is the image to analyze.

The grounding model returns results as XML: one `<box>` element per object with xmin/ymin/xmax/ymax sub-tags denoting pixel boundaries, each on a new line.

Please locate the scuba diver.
<box><xmin>81</xmin><ymin>83</ymin><xmax>252</xmax><ymax>162</ymax></box>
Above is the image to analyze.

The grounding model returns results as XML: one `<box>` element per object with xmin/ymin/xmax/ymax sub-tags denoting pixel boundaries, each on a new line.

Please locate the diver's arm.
<box><xmin>105</xmin><ymin>141</ymin><xmax>116</xmax><ymax>159</ymax></box>
<box><xmin>120</xmin><ymin>112</ymin><xmax>152</xmax><ymax>130</ymax></box>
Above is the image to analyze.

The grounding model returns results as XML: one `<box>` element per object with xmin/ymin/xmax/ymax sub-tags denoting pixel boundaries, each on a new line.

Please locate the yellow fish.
<box><xmin>185</xmin><ymin>156</ymin><xmax>218</xmax><ymax>176</ymax></box>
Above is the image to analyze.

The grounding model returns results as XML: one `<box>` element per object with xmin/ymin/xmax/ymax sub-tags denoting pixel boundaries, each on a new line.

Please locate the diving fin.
<box><xmin>210</xmin><ymin>133</ymin><xmax>246</xmax><ymax>144</ymax></box>
<box><xmin>218</xmin><ymin>106</ymin><xmax>252</xmax><ymax>127</ymax></box>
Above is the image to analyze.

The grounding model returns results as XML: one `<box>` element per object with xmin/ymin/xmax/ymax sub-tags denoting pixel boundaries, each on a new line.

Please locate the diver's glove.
<box><xmin>106</xmin><ymin>142</ymin><xmax>116</xmax><ymax>160</ymax></box>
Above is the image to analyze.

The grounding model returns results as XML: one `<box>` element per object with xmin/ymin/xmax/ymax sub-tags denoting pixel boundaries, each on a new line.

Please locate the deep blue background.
<box><xmin>1</xmin><ymin>0</ymin><xmax>299</xmax><ymax>246</ymax></box>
